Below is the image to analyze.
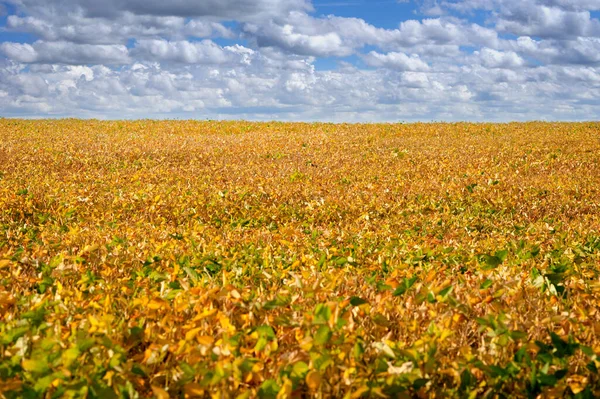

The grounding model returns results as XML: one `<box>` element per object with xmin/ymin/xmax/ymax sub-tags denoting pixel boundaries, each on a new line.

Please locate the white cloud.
<box><xmin>246</xmin><ymin>20</ymin><xmax>352</xmax><ymax>57</ymax></box>
<box><xmin>0</xmin><ymin>56</ymin><xmax>598</xmax><ymax>121</ymax></box>
<box><xmin>132</xmin><ymin>39</ymin><xmax>254</xmax><ymax>65</ymax></box>
<box><xmin>6</xmin><ymin>15</ymin><xmax>235</xmax><ymax>44</ymax></box>
<box><xmin>363</xmin><ymin>51</ymin><xmax>430</xmax><ymax>71</ymax></box>
<box><xmin>242</xmin><ymin>12</ymin><xmax>500</xmax><ymax>58</ymax></box>
<box><xmin>496</xmin><ymin>4</ymin><xmax>600</xmax><ymax>39</ymax></box>
<box><xmin>7</xmin><ymin>0</ymin><xmax>312</xmax><ymax>21</ymax></box>
<box><xmin>475</xmin><ymin>48</ymin><xmax>526</xmax><ymax>69</ymax></box>
<box><xmin>1</xmin><ymin>41</ymin><xmax>130</xmax><ymax>64</ymax></box>
<box><xmin>507</xmin><ymin>36</ymin><xmax>600</xmax><ymax>65</ymax></box>
<box><xmin>0</xmin><ymin>0</ymin><xmax>599</xmax><ymax>120</ymax></box>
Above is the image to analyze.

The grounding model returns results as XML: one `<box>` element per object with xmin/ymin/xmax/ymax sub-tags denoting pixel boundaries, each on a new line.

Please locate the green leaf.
<box><xmin>482</xmin><ymin>249</ymin><xmax>508</xmax><ymax>269</ymax></box>
<box><xmin>489</xmin><ymin>365</ymin><xmax>508</xmax><ymax>377</ymax></box>
<box><xmin>510</xmin><ymin>330</ymin><xmax>527</xmax><ymax>340</ymax></box>
<box><xmin>514</xmin><ymin>346</ymin><xmax>529</xmax><ymax>363</ymax></box>
<box><xmin>413</xmin><ymin>379</ymin><xmax>428</xmax><ymax>390</ymax></box>
<box><xmin>21</xmin><ymin>304</ymin><xmax>48</xmax><ymax>325</ymax></box>
<box><xmin>291</xmin><ymin>361</ymin><xmax>309</xmax><ymax>380</ymax></box>
<box><xmin>258</xmin><ymin>379</ymin><xmax>280</xmax><ymax>399</ymax></box>
<box><xmin>334</xmin><ymin>256</ymin><xmax>348</xmax><ymax>266</ymax></box>
<box><xmin>255</xmin><ymin>325</ymin><xmax>276</xmax><ymax>340</ymax></box>
<box><xmin>61</xmin><ymin>347</ymin><xmax>80</xmax><ymax>368</ymax></box>
<box><xmin>537</xmin><ymin>373</ymin><xmax>557</xmax><ymax>387</ymax></box>
<box><xmin>580</xmin><ymin>345</ymin><xmax>595</xmax><ymax>357</ymax></box>
<box><xmin>480</xmin><ymin>279</ymin><xmax>494</xmax><ymax>289</ymax></box>
<box><xmin>165</xmin><ymin>289</ymin><xmax>183</xmax><ymax>300</ymax></box>
<box><xmin>77</xmin><ymin>337</ymin><xmax>96</xmax><ymax>352</ymax></box>
<box><xmin>392</xmin><ymin>285</ymin><xmax>408</xmax><ymax>296</ymax></box>
<box><xmin>553</xmin><ymin>369</ymin><xmax>568</xmax><ymax>380</ymax></box>
<box><xmin>495</xmin><ymin>249</ymin><xmax>509</xmax><ymax>262</ymax></box>
<box><xmin>459</xmin><ymin>369</ymin><xmax>474</xmax><ymax>391</ymax></box>
<box><xmin>0</xmin><ymin>326</ymin><xmax>29</xmax><ymax>345</ymax></box>
<box><xmin>549</xmin><ymin>332</ymin><xmax>578</xmax><ymax>358</ymax></box>
<box><xmin>438</xmin><ymin>285</ymin><xmax>453</xmax><ymax>297</ymax></box>
<box><xmin>254</xmin><ymin>337</ymin><xmax>268</xmax><ymax>352</ymax></box>
<box><xmin>33</xmin><ymin>375</ymin><xmax>53</xmax><ymax>392</ymax></box>
<box><xmin>22</xmin><ymin>358</ymin><xmax>50</xmax><ymax>375</ymax></box>
<box><xmin>349</xmin><ymin>296</ymin><xmax>368</xmax><ymax>306</ymax></box>
<box><xmin>314</xmin><ymin>325</ymin><xmax>332</xmax><ymax>346</ymax></box>
<box><xmin>372</xmin><ymin>313</ymin><xmax>390</xmax><ymax>327</ymax></box>
<box><xmin>131</xmin><ymin>363</ymin><xmax>148</xmax><ymax>377</ymax></box>
<box><xmin>313</xmin><ymin>303</ymin><xmax>332</xmax><ymax>325</ymax></box>
<box><xmin>392</xmin><ymin>276</ymin><xmax>418</xmax><ymax>296</ymax></box>
<box><xmin>352</xmin><ymin>341</ymin><xmax>364</xmax><ymax>360</ymax></box>
<box><xmin>482</xmin><ymin>255</ymin><xmax>502</xmax><ymax>269</ymax></box>
<box><xmin>427</xmin><ymin>291</ymin><xmax>436</xmax><ymax>303</ymax></box>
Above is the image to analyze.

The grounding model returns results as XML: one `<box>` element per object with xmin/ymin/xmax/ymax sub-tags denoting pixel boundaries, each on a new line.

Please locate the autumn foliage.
<box><xmin>1</xmin><ymin>120</ymin><xmax>600</xmax><ymax>398</ymax></box>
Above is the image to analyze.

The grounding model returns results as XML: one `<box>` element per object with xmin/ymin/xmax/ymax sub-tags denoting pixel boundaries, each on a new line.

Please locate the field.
<box><xmin>1</xmin><ymin>120</ymin><xmax>600</xmax><ymax>398</ymax></box>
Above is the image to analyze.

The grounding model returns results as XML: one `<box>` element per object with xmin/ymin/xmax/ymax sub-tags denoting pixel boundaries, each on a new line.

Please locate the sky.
<box><xmin>0</xmin><ymin>0</ymin><xmax>599</xmax><ymax>122</ymax></box>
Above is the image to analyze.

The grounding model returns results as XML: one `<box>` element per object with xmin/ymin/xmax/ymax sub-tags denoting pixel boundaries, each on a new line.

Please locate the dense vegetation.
<box><xmin>1</xmin><ymin>120</ymin><xmax>599</xmax><ymax>398</ymax></box>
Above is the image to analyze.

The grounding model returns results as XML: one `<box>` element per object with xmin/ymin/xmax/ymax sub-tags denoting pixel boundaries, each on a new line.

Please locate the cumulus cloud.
<box><xmin>0</xmin><ymin>0</ymin><xmax>599</xmax><ymax>120</ymax></box>
<box><xmin>243</xmin><ymin>13</ymin><xmax>500</xmax><ymax>57</ymax></box>
<box><xmin>7</xmin><ymin>0</ymin><xmax>312</xmax><ymax>21</ymax></box>
<box><xmin>132</xmin><ymin>40</ymin><xmax>255</xmax><ymax>65</ymax></box>
<box><xmin>496</xmin><ymin>4</ymin><xmax>600</xmax><ymax>39</ymax></box>
<box><xmin>5</xmin><ymin>15</ymin><xmax>234</xmax><ymax>44</ymax></box>
<box><xmin>244</xmin><ymin>18</ymin><xmax>351</xmax><ymax>57</ymax></box>
<box><xmin>1</xmin><ymin>41</ymin><xmax>130</xmax><ymax>64</ymax></box>
<box><xmin>363</xmin><ymin>51</ymin><xmax>430</xmax><ymax>71</ymax></box>
<box><xmin>506</xmin><ymin>36</ymin><xmax>600</xmax><ymax>65</ymax></box>
<box><xmin>475</xmin><ymin>48</ymin><xmax>526</xmax><ymax>69</ymax></box>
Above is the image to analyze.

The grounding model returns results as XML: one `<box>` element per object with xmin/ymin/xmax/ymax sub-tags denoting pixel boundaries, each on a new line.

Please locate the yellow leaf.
<box><xmin>277</xmin><ymin>377</ymin><xmax>293</xmax><ymax>399</ymax></box>
<box><xmin>81</xmin><ymin>244</ymin><xmax>99</xmax><ymax>254</ymax></box>
<box><xmin>0</xmin><ymin>259</ymin><xmax>11</xmax><ymax>269</ymax></box>
<box><xmin>440</xmin><ymin>329</ymin><xmax>453</xmax><ymax>341</ymax></box>
<box><xmin>197</xmin><ymin>335</ymin><xmax>214</xmax><ymax>346</ymax></box>
<box><xmin>219</xmin><ymin>314</ymin><xmax>236</xmax><ymax>333</ymax></box>
<box><xmin>151</xmin><ymin>385</ymin><xmax>170</xmax><ymax>399</ymax></box>
<box><xmin>148</xmin><ymin>298</ymin><xmax>168</xmax><ymax>310</ymax></box>
<box><xmin>0</xmin><ymin>291</ymin><xmax>15</xmax><ymax>307</ymax></box>
<box><xmin>567</xmin><ymin>375</ymin><xmax>588</xmax><ymax>394</ymax></box>
<box><xmin>133</xmin><ymin>297</ymin><xmax>149</xmax><ymax>307</ymax></box>
<box><xmin>192</xmin><ymin>308</ymin><xmax>217</xmax><ymax>321</ymax></box>
<box><xmin>306</xmin><ymin>371</ymin><xmax>321</xmax><ymax>391</ymax></box>
<box><xmin>425</xmin><ymin>270</ymin><xmax>436</xmax><ymax>283</ymax></box>
<box><xmin>351</xmin><ymin>386</ymin><xmax>370</xmax><ymax>399</ymax></box>
<box><xmin>185</xmin><ymin>327</ymin><xmax>202</xmax><ymax>341</ymax></box>
<box><xmin>370</xmin><ymin>387</ymin><xmax>388</xmax><ymax>398</ymax></box>
<box><xmin>184</xmin><ymin>383</ymin><xmax>204</xmax><ymax>398</ymax></box>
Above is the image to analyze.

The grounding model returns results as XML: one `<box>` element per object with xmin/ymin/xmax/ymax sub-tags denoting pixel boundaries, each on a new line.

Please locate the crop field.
<box><xmin>1</xmin><ymin>120</ymin><xmax>600</xmax><ymax>398</ymax></box>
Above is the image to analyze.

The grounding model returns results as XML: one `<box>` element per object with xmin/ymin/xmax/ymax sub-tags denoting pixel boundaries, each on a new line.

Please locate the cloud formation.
<box><xmin>0</xmin><ymin>0</ymin><xmax>599</xmax><ymax>120</ymax></box>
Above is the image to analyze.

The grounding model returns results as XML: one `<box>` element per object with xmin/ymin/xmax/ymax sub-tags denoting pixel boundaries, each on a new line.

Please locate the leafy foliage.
<box><xmin>1</xmin><ymin>120</ymin><xmax>600</xmax><ymax>397</ymax></box>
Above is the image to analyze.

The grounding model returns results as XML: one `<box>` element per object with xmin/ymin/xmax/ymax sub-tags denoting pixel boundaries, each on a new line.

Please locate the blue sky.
<box><xmin>0</xmin><ymin>0</ymin><xmax>599</xmax><ymax>121</ymax></box>
<box><xmin>313</xmin><ymin>1</ymin><xmax>418</xmax><ymax>28</ymax></box>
